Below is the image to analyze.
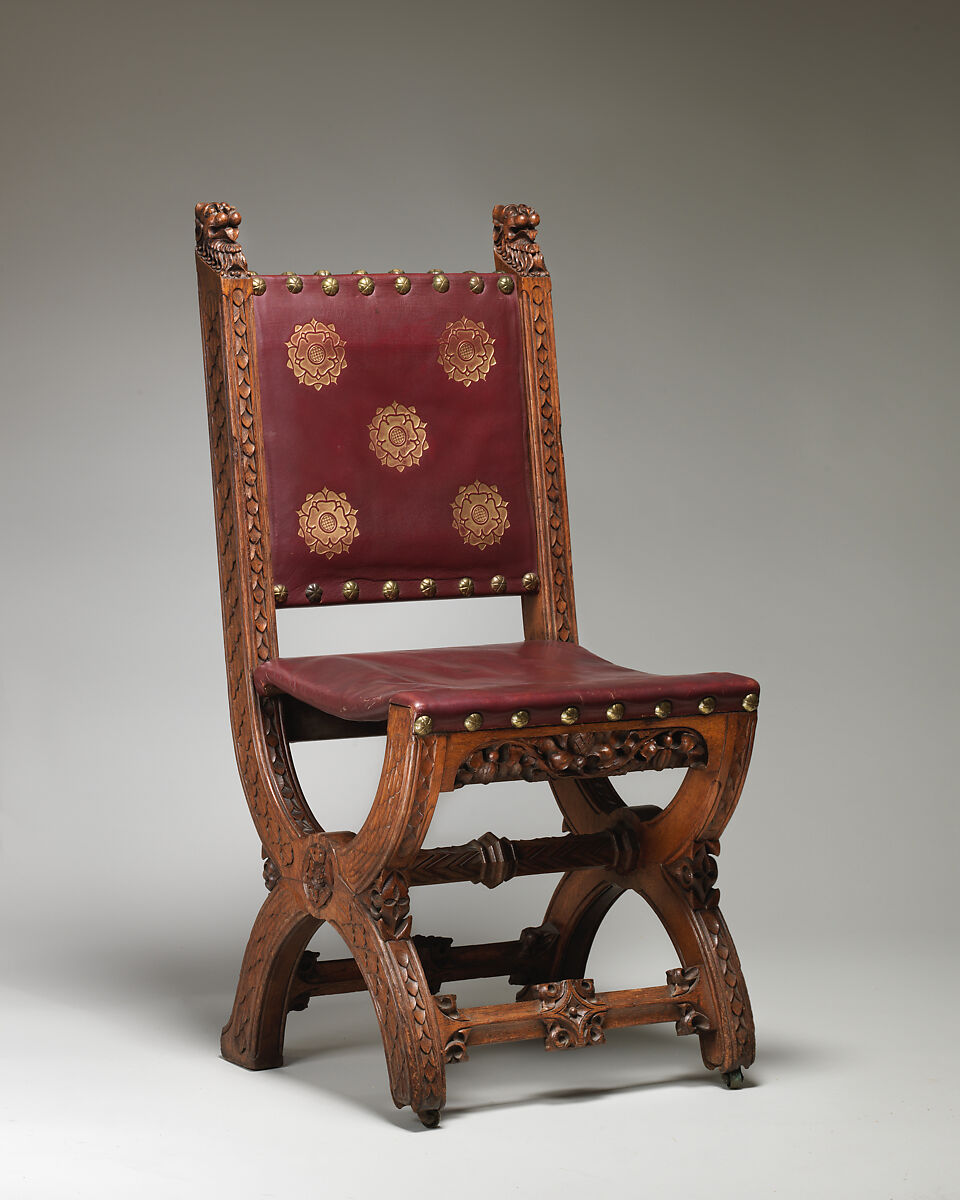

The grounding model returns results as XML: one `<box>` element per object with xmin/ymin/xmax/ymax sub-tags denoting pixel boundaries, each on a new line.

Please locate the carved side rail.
<box><xmin>436</xmin><ymin>971</ymin><xmax>709</xmax><ymax>1060</ymax></box>
<box><xmin>453</xmin><ymin>728</ymin><xmax>708</xmax><ymax>788</ymax></box>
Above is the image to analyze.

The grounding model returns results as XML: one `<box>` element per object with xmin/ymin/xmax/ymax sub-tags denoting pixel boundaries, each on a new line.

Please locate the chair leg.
<box><xmin>545</xmin><ymin>717</ymin><xmax>757</xmax><ymax>1080</ymax></box>
<box><xmin>635</xmin><ymin>860</ymin><xmax>755</xmax><ymax>1076</ymax></box>
<box><xmin>221</xmin><ymin>880</ymin><xmax>321</xmax><ymax>1070</ymax></box>
<box><xmin>329</xmin><ymin>886</ymin><xmax>446</xmax><ymax>1123</ymax></box>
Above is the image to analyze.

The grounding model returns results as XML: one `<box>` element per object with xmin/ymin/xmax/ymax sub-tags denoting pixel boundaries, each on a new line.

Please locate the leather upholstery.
<box><xmin>252</xmin><ymin>273</ymin><xmax>537</xmax><ymax>606</ymax></box>
<box><xmin>255</xmin><ymin>641</ymin><xmax>759</xmax><ymax>732</ymax></box>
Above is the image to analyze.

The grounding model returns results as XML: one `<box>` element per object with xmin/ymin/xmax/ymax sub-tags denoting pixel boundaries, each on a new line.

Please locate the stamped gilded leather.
<box><xmin>255</xmin><ymin>641</ymin><xmax>760</xmax><ymax>731</ymax></box>
<box><xmin>252</xmin><ymin>273</ymin><xmax>537</xmax><ymax>605</ymax></box>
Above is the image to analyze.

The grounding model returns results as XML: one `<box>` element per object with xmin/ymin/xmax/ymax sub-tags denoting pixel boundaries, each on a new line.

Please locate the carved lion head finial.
<box><xmin>492</xmin><ymin>203</ymin><xmax>547</xmax><ymax>276</ymax></box>
<box><xmin>195</xmin><ymin>201</ymin><xmax>249</xmax><ymax>276</ymax></box>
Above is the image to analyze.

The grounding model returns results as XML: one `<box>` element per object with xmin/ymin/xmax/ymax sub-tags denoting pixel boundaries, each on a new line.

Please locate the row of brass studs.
<box><xmin>411</xmin><ymin>693</ymin><xmax>761</xmax><ymax>736</ymax></box>
<box><xmin>249</xmin><ymin>271</ymin><xmax>515</xmax><ymax>297</ymax></box>
<box><xmin>273</xmin><ymin>572</ymin><xmax>539</xmax><ymax>606</ymax></box>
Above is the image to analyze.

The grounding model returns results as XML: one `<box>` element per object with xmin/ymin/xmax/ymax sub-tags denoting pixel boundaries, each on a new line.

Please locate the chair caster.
<box><xmin>416</xmin><ymin>1108</ymin><xmax>441</xmax><ymax>1128</ymax></box>
<box><xmin>721</xmin><ymin>1068</ymin><xmax>744</xmax><ymax>1089</ymax></box>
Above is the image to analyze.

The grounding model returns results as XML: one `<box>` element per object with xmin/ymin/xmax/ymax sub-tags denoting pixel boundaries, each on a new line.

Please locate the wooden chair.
<box><xmin>195</xmin><ymin>200</ymin><xmax>760</xmax><ymax>1127</ymax></box>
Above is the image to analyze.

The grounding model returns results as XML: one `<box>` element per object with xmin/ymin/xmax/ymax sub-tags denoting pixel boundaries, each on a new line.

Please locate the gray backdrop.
<box><xmin>2</xmin><ymin>2</ymin><xmax>957</xmax><ymax>1196</ymax></box>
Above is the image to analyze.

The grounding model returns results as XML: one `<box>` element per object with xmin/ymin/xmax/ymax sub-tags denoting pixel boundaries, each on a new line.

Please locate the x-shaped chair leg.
<box><xmin>542</xmin><ymin>713</ymin><xmax>757</xmax><ymax>1080</ymax></box>
<box><xmin>222</xmin><ymin>700</ymin><xmax>757</xmax><ymax>1121</ymax></box>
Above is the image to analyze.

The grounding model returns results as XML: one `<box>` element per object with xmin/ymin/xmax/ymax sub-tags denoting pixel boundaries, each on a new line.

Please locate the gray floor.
<box><xmin>2</xmin><ymin>922</ymin><xmax>954</xmax><ymax>1198</ymax></box>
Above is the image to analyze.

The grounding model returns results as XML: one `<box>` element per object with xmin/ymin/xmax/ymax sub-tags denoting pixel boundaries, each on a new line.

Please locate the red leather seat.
<box><xmin>255</xmin><ymin>641</ymin><xmax>759</xmax><ymax>732</ymax></box>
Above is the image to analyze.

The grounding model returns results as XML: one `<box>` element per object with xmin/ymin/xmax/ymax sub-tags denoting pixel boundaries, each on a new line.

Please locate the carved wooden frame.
<box><xmin>196</xmin><ymin>201</ymin><xmax>758</xmax><ymax>1126</ymax></box>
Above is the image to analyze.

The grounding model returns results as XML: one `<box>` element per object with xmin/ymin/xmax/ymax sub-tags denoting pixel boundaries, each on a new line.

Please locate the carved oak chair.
<box><xmin>195</xmin><ymin>200</ymin><xmax>760</xmax><ymax>1127</ymax></box>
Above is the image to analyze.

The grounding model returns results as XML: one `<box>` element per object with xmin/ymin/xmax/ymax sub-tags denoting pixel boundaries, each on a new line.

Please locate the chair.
<box><xmin>195</xmin><ymin>200</ymin><xmax>760</xmax><ymax>1127</ymax></box>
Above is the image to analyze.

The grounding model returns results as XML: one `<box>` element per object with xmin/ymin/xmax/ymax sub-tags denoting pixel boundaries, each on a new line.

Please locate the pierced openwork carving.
<box><xmin>537</xmin><ymin>979</ymin><xmax>606</xmax><ymax>1050</ymax></box>
<box><xmin>492</xmin><ymin>203</ymin><xmax>547</xmax><ymax>276</ymax></box>
<box><xmin>455</xmin><ymin>728</ymin><xmax>708</xmax><ymax>787</ymax></box>
<box><xmin>369</xmin><ymin>870</ymin><xmax>412</xmax><ymax>940</ymax></box>
<box><xmin>450</xmin><ymin>480</ymin><xmax>510</xmax><ymax>549</ymax></box>
<box><xmin>437</xmin><ymin>316</ymin><xmax>496</xmax><ymax>386</ymax></box>
<box><xmin>285</xmin><ymin>320</ymin><xmax>347</xmax><ymax>390</ymax></box>
<box><xmin>297</xmin><ymin>488</ymin><xmax>358</xmax><ymax>558</ymax></box>
<box><xmin>195</xmin><ymin>201</ymin><xmax>249</xmax><ymax>276</ymax></box>
<box><xmin>368</xmin><ymin>403</ymin><xmax>429</xmax><ymax>471</ymax></box>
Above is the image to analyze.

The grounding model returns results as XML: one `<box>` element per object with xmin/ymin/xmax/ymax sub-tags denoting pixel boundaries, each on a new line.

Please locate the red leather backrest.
<box><xmin>252</xmin><ymin>272</ymin><xmax>538</xmax><ymax>606</ymax></box>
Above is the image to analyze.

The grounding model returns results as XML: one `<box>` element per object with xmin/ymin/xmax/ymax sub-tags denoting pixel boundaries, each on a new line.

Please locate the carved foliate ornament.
<box><xmin>451</xmin><ymin>480</ymin><xmax>510</xmax><ymax>549</ymax></box>
<box><xmin>669</xmin><ymin>839</ymin><xmax>721</xmax><ymax>909</ymax></box>
<box><xmin>537</xmin><ymin>979</ymin><xmax>606</xmax><ymax>1050</ymax></box>
<box><xmin>195</xmin><ymin>201</ymin><xmax>249</xmax><ymax>276</ymax></box>
<box><xmin>262</xmin><ymin>854</ymin><xmax>280</xmax><ymax>891</ymax></box>
<box><xmin>676</xmin><ymin>1004</ymin><xmax>711</xmax><ymax>1036</ymax></box>
<box><xmin>666</xmin><ymin>965</ymin><xmax>701</xmax><ymax>997</ymax></box>
<box><xmin>492</xmin><ymin>203</ymin><xmax>547</xmax><ymax>276</ymax></box>
<box><xmin>455</xmin><ymin>728</ymin><xmax>708</xmax><ymax>787</ymax></box>
<box><xmin>437</xmin><ymin>316</ymin><xmax>496</xmax><ymax>386</ymax></box>
<box><xmin>297</xmin><ymin>488</ymin><xmax>358</xmax><ymax>558</ymax></box>
<box><xmin>368</xmin><ymin>403</ymin><xmax>429</xmax><ymax>471</ymax></box>
<box><xmin>285</xmin><ymin>320</ymin><xmax>347</xmax><ymax>390</ymax></box>
<box><xmin>369</xmin><ymin>871</ymin><xmax>412</xmax><ymax>940</ymax></box>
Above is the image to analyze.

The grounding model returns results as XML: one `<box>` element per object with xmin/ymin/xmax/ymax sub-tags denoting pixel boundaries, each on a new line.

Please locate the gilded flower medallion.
<box><xmin>437</xmin><ymin>316</ymin><xmax>496</xmax><ymax>387</ymax></box>
<box><xmin>368</xmin><ymin>403</ymin><xmax>429</xmax><ymax>472</ymax></box>
<box><xmin>286</xmin><ymin>319</ymin><xmax>347</xmax><ymax>389</ymax></box>
<box><xmin>297</xmin><ymin>488</ymin><xmax>358</xmax><ymax>558</ymax></box>
<box><xmin>451</xmin><ymin>480</ymin><xmax>510</xmax><ymax>549</ymax></box>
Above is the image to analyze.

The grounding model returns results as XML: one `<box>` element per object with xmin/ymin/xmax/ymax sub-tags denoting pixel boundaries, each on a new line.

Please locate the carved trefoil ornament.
<box><xmin>437</xmin><ymin>316</ymin><xmax>496</xmax><ymax>386</ymax></box>
<box><xmin>537</xmin><ymin>978</ymin><xmax>607</xmax><ymax>1050</ymax></box>
<box><xmin>451</xmin><ymin>480</ymin><xmax>510</xmax><ymax>549</ymax></box>
<box><xmin>368</xmin><ymin>403</ymin><xmax>429</xmax><ymax>472</ymax></box>
<box><xmin>285</xmin><ymin>320</ymin><xmax>347</xmax><ymax>389</ymax></box>
<box><xmin>297</xmin><ymin>488</ymin><xmax>358</xmax><ymax>558</ymax></box>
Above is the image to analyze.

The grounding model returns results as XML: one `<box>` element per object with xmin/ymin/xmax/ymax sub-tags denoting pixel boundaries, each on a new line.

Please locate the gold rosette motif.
<box><xmin>285</xmin><ymin>319</ymin><xmax>347</xmax><ymax>390</ymax></box>
<box><xmin>367</xmin><ymin>403</ymin><xmax>429</xmax><ymax>472</ymax></box>
<box><xmin>297</xmin><ymin>488</ymin><xmax>358</xmax><ymax>558</ymax></box>
<box><xmin>451</xmin><ymin>480</ymin><xmax>510</xmax><ymax>549</ymax></box>
<box><xmin>437</xmin><ymin>316</ymin><xmax>496</xmax><ymax>387</ymax></box>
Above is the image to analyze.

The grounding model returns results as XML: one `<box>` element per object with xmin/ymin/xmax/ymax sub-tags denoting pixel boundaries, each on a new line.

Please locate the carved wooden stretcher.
<box><xmin>195</xmin><ymin>200</ymin><xmax>759</xmax><ymax>1126</ymax></box>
